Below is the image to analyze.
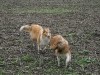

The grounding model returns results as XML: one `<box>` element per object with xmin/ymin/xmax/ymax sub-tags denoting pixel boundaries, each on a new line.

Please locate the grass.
<box><xmin>63</xmin><ymin>34</ymin><xmax>68</xmax><ymax>37</ymax></box>
<box><xmin>11</xmin><ymin>58</ymin><xmax>19</xmax><ymax>65</ymax></box>
<box><xmin>78</xmin><ymin>49</ymin><xmax>89</xmax><ymax>55</ymax></box>
<box><xmin>75</xmin><ymin>57</ymin><xmax>91</xmax><ymax>66</ymax></box>
<box><xmin>1</xmin><ymin>0</ymin><xmax>100</xmax><ymax>14</ymax></box>
<box><xmin>68</xmin><ymin>33</ymin><xmax>76</xmax><ymax>41</ymax></box>
<box><xmin>0</xmin><ymin>57</ymin><xmax>6</xmax><ymax>67</ymax></box>
<box><xmin>0</xmin><ymin>57</ymin><xmax>3</xmax><ymax>61</ymax></box>
<box><xmin>22</xmin><ymin>54</ymin><xmax>33</xmax><ymax>62</ymax></box>
<box><xmin>0</xmin><ymin>61</ymin><xmax>6</xmax><ymax>67</ymax></box>
<box><xmin>0</xmin><ymin>70</ymin><xmax>6</xmax><ymax>75</ymax></box>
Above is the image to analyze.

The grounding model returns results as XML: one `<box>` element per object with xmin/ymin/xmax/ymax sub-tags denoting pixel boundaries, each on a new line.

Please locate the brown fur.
<box><xmin>20</xmin><ymin>24</ymin><xmax>51</xmax><ymax>53</ymax></box>
<box><xmin>50</xmin><ymin>35</ymin><xmax>71</xmax><ymax>67</ymax></box>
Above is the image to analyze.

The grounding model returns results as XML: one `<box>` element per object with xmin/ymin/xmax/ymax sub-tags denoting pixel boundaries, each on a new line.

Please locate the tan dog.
<box><xmin>50</xmin><ymin>35</ymin><xmax>71</xmax><ymax>67</ymax></box>
<box><xmin>20</xmin><ymin>24</ymin><xmax>51</xmax><ymax>54</ymax></box>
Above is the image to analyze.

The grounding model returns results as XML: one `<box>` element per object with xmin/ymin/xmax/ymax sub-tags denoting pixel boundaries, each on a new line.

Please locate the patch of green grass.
<box><xmin>0</xmin><ymin>57</ymin><xmax>3</xmax><ymax>61</ymax></box>
<box><xmin>63</xmin><ymin>34</ymin><xmax>68</xmax><ymax>37</ymax></box>
<box><xmin>22</xmin><ymin>54</ymin><xmax>33</xmax><ymax>62</ymax></box>
<box><xmin>11</xmin><ymin>8</ymin><xmax>75</xmax><ymax>14</ymax></box>
<box><xmin>75</xmin><ymin>57</ymin><xmax>91</xmax><ymax>66</ymax></box>
<box><xmin>0</xmin><ymin>70</ymin><xmax>6</xmax><ymax>75</ymax></box>
<box><xmin>0</xmin><ymin>3</ymin><xmax>8</xmax><ymax>7</ymax></box>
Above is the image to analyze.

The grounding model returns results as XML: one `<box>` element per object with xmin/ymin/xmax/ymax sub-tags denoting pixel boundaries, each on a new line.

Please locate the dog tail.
<box><xmin>20</xmin><ymin>25</ymin><xmax>32</xmax><ymax>32</ymax></box>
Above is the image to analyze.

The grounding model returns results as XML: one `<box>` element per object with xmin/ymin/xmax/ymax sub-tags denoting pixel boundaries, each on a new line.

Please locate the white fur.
<box><xmin>57</xmin><ymin>53</ymin><xmax>71</xmax><ymax>67</ymax></box>
<box><xmin>40</xmin><ymin>31</ymin><xmax>50</xmax><ymax>45</ymax></box>
<box><xmin>37</xmin><ymin>31</ymin><xmax>50</xmax><ymax>54</ymax></box>
<box><xmin>20</xmin><ymin>26</ymin><xmax>25</xmax><ymax>31</ymax></box>
<box><xmin>66</xmin><ymin>41</ymin><xmax>68</xmax><ymax>44</ymax></box>
<box><xmin>57</xmin><ymin>56</ymin><xmax>60</xmax><ymax>66</ymax></box>
<box><xmin>66</xmin><ymin>53</ymin><xmax>71</xmax><ymax>62</ymax></box>
<box><xmin>20</xmin><ymin>25</ymin><xmax>29</xmax><ymax>31</ymax></box>
<box><xmin>66</xmin><ymin>53</ymin><xmax>71</xmax><ymax>67</ymax></box>
<box><xmin>40</xmin><ymin>37</ymin><xmax>50</xmax><ymax>45</ymax></box>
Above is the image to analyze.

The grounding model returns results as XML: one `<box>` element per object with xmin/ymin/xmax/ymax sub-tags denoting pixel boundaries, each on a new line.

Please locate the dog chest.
<box><xmin>40</xmin><ymin>37</ymin><xmax>50</xmax><ymax>45</ymax></box>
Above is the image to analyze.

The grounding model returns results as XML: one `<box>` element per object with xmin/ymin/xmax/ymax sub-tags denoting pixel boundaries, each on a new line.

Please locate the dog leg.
<box><xmin>33</xmin><ymin>43</ymin><xmax>35</xmax><ymax>47</ymax></box>
<box><xmin>65</xmin><ymin>53</ymin><xmax>71</xmax><ymax>67</ymax></box>
<box><xmin>37</xmin><ymin>39</ymin><xmax>41</xmax><ymax>54</ymax></box>
<box><xmin>37</xmin><ymin>45</ymin><xmax>40</xmax><ymax>54</ymax></box>
<box><xmin>55</xmin><ymin>49</ymin><xmax>60</xmax><ymax>67</ymax></box>
<box><xmin>57</xmin><ymin>56</ymin><xmax>60</xmax><ymax>67</ymax></box>
<box><xmin>32</xmin><ymin>39</ymin><xmax>35</xmax><ymax>47</ymax></box>
<box><xmin>42</xmin><ymin>46</ymin><xmax>47</xmax><ymax>51</ymax></box>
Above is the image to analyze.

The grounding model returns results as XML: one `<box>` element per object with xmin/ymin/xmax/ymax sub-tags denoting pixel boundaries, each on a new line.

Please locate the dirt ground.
<box><xmin>0</xmin><ymin>0</ymin><xmax>100</xmax><ymax>75</ymax></box>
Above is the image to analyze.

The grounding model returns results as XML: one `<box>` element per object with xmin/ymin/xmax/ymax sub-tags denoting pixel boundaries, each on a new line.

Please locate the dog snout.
<box><xmin>47</xmin><ymin>35</ymin><xmax>50</xmax><ymax>38</ymax></box>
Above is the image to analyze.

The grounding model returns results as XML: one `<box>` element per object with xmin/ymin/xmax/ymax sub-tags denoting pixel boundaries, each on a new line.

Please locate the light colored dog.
<box><xmin>50</xmin><ymin>35</ymin><xmax>71</xmax><ymax>67</ymax></box>
<box><xmin>20</xmin><ymin>24</ymin><xmax>51</xmax><ymax>54</ymax></box>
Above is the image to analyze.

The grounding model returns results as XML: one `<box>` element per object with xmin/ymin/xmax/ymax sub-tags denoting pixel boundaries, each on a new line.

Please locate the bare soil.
<box><xmin>0</xmin><ymin>0</ymin><xmax>100</xmax><ymax>75</ymax></box>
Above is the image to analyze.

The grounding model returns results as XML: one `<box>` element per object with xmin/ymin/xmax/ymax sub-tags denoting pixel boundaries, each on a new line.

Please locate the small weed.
<box><xmin>90</xmin><ymin>32</ymin><xmax>96</xmax><ymax>35</ymax></box>
<box><xmin>31</xmin><ymin>67</ymin><xmax>38</xmax><ymax>71</ymax></box>
<box><xmin>44</xmin><ymin>68</ymin><xmax>52</xmax><ymax>73</ymax></box>
<box><xmin>16</xmin><ymin>70</ymin><xmax>24</xmax><ymax>75</ymax></box>
<box><xmin>63</xmin><ymin>34</ymin><xmax>68</xmax><ymax>37</ymax></box>
<box><xmin>68</xmin><ymin>33</ymin><xmax>76</xmax><ymax>37</ymax></box>
<box><xmin>68</xmin><ymin>67</ymin><xmax>75</xmax><ymax>72</ymax></box>
<box><xmin>92</xmin><ymin>58</ymin><xmax>99</xmax><ymax>65</ymax></box>
<box><xmin>22</xmin><ymin>54</ymin><xmax>33</xmax><ymax>62</ymax></box>
<box><xmin>0</xmin><ymin>57</ymin><xmax>3</xmax><ymax>61</ymax></box>
<box><xmin>0</xmin><ymin>70</ymin><xmax>6</xmax><ymax>75</ymax></box>
<box><xmin>0</xmin><ymin>61</ymin><xmax>6</xmax><ymax>67</ymax></box>
<box><xmin>11</xmin><ymin>58</ymin><xmax>19</xmax><ymax>65</ymax></box>
<box><xmin>78</xmin><ymin>49</ymin><xmax>89</xmax><ymax>55</ymax></box>
<box><xmin>68</xmin><ymin>33</ymin><xmax>76</xmax><ymax>41</ymax></box>
<box><xmin>0</xmin><ymin>3</ymin><xmax>8</xmax><ymax>7</ymax></box>
<box><xmin>12</xmin><ymin>40</ymin><xmax>21</xmax><ymax>43</ymax></box>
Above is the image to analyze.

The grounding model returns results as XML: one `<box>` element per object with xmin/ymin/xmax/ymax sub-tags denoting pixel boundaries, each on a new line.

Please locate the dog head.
<box><xmin>50</xmin><ymin>35</ymin><xmax>66</xmax><ymax>52</ymax></box>
<box><xmin>50</xmin><ymin>35</ymin><xmax>61</xmax><ymax>50</ymax></box>
<box><xmin>43</xmin><ymin>28</ymin><xmax>51</xmax><ymax>39</ymax></box>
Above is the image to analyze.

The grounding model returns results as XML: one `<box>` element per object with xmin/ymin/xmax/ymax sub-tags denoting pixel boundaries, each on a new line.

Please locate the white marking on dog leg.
<box><xmin>38</xmin><ymin>45</ymin><xmax>40</xmax><ymax>54</ymax></box>
<box><xmin>57</xmin><ymin>56</ymin><xmax>60</xmax><ymax>66</ymax></box>
<box><xmin>33</xmin><ymin>43</ymin><xmax>34</xmax><ymax>47</ymax></box>
<box><xmin>65</xmin><ymin>53</ymin><xmax>71</xmax><ymax>67</ymax></box>
<box><xmin>43</xmin><ymin>46</ymin><xmax>46</xmax><ymax>51</ymax></box>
